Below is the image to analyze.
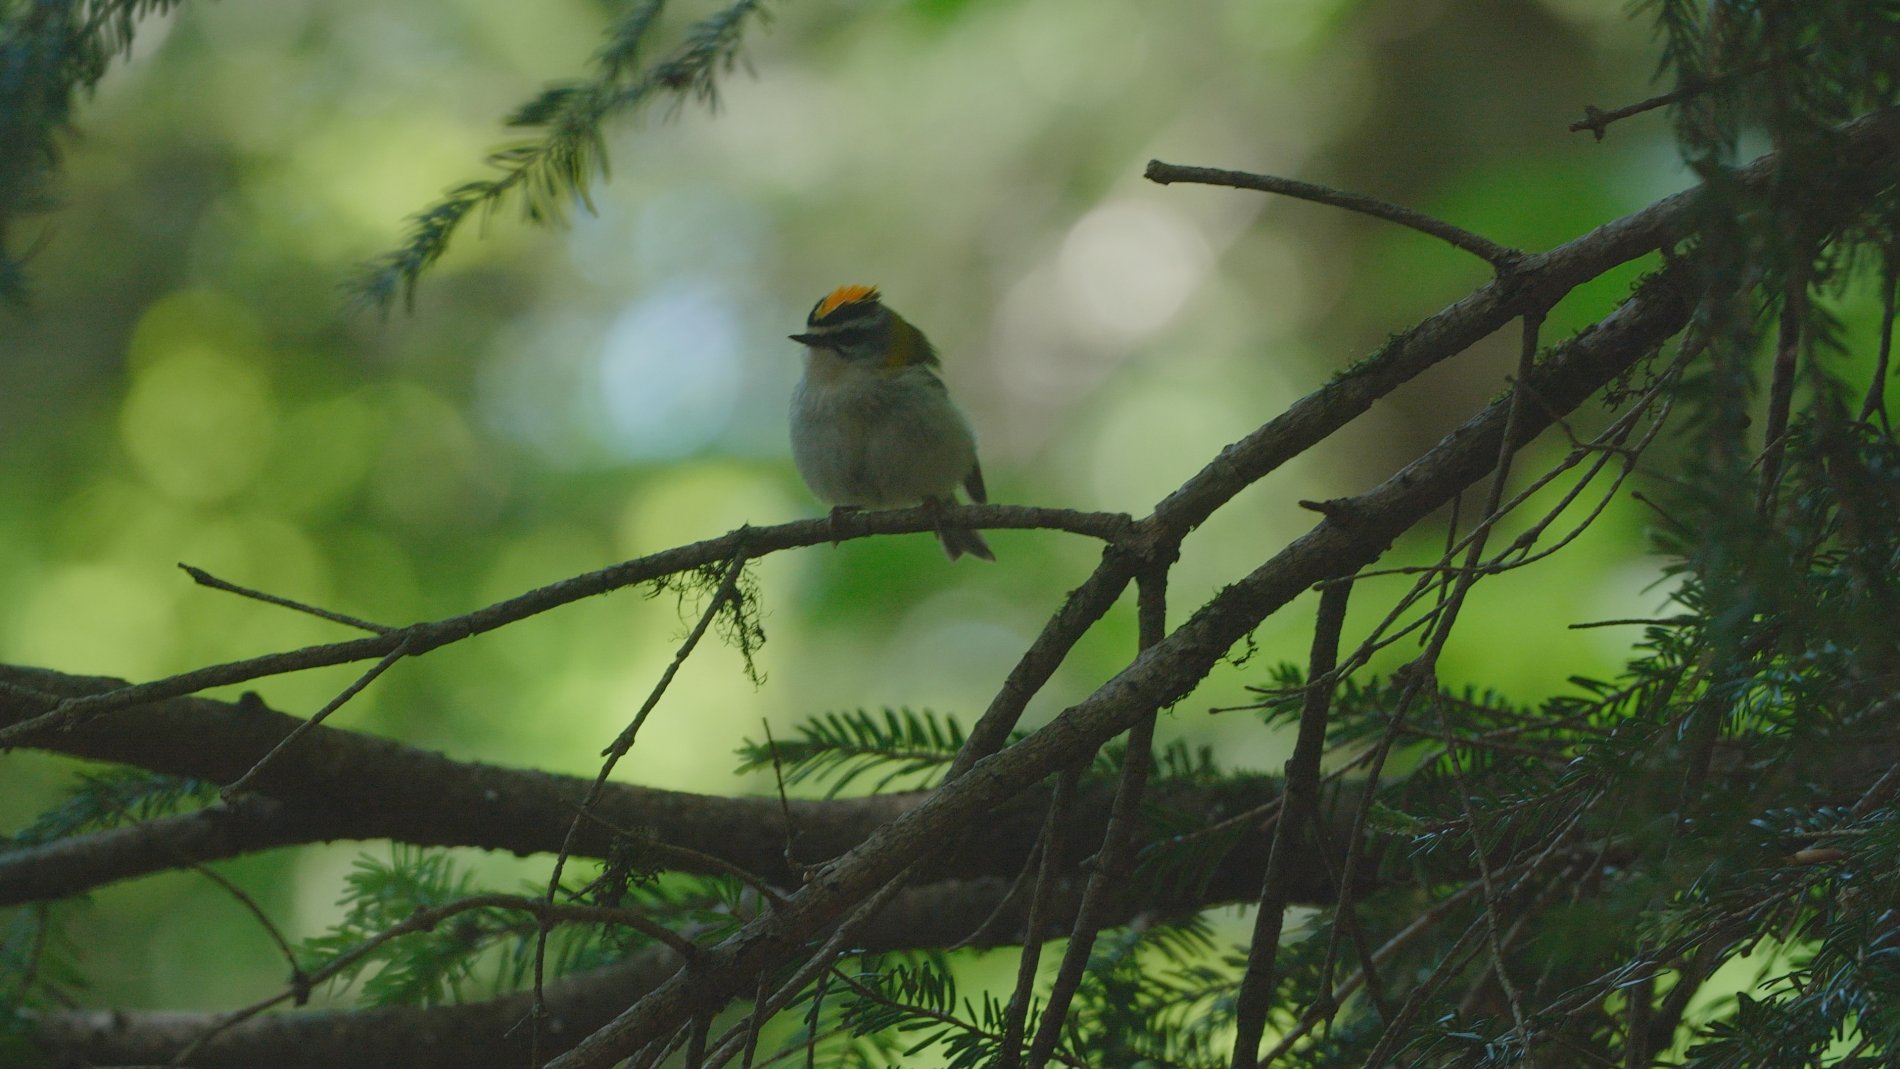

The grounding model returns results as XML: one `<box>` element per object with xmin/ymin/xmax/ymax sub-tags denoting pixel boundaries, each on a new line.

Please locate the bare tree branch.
<box><xmin>547</xmin><ymin>246</ymin><xmax>1702</xmax><ymax>1068</ymax></box>
<box><xmin>1144</xmin><ymin>160</ymin><xmax>1522</xmax><ymax>267</ymax></box>
<box><xmin>0</xmin><ymin>505</ymin><xmax>1131</xmax><ymax>746</ymax></box>
<box><xmin>21</xmin><ymin>875</ymin><xmax>1207</xmax><ymax>1069</ymax></box>
<box><xmin>0</xmin><ymin>667</ymin><xmax>1322</xmax><ymax>907</ymax></box>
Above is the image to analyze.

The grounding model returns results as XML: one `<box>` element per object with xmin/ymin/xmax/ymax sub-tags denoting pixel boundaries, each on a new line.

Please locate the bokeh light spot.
<box><xmin>368</xmin><ymin>384</ymin><xmax>504</xmax><ymax>531</ymax></box>
<box><xmin>1082</xmin><ymin>373</ymin><xmax>1250</xmax><ymax>511</ymax></box>
<box><xmin>1056</xmin><ymin>199</ymin><xmax>1212</xmax><ymax>343</ymax></box>
<box><xmin>125</xmin><ymin>288</ymin><xmax>266</xmax><ymax>372</ymax></box>
<box><xmin>119</xmin><ymin>346</ymin><xmax>276</xmax><ymax>503</ymax></box>
<box><xmin>260</xmin><ymin>393</ymin><xmax>382</xmax><ymax>519</ymax></box>
<box><xmin>596</xmin><ymin>281</ymin><xmax>742</xmax><ymax>460</ymax></box>
<box><xmin>6</xmin><ymin>563</ymin><xmax>178</xmax><ymax>677</ymax></box>
<box><xmin>617</xmin><ymin>462</ymin><xmax>800</xmax><ymax>558</ymax></box>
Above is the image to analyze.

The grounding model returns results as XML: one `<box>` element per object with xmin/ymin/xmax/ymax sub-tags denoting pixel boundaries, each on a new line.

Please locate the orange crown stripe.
<box><xmin>815</xmin><ymin>284</ymin><xmax>880</xmax><ymax>319</ymax></box>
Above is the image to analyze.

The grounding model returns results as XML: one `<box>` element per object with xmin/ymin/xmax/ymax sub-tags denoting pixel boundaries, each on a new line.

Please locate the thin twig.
<box><xmin>1857</xmin><ymin>249</ymin><xmax>1896</xmax><ymax>431</ymax></box>
<box><xmin>95</xmin><ymin>794</ymin><xmax>307</xmax><ymax>1003</ymax></box>
<box><xmin>763</xmin><ymin>719</ymin><xmax>804</xmax><ymax>878</ymax></box>
<box><xmin>1570</xmin><ymin>87</ymin><xmax>1703</xmax><ymax>141</ymax></box>
<box><xmin>1355</xmin><ymin>917</ymin><xmax>1491</xmax><ymax>1068</ymax></box>
<box><xmin>1568</xmin><ymin>49</ymin><xmax>1810</xmax><ymax>141</ymax></box>
<box><xmin>740</xmin><ymin>974</ymin><xmax>769</xmax><ymax>1069</ymax></box>
<box><xmin>566</xmin><ymin>803</ymin><xmax>786</xmax><ymax>907</ymax></box>
<box><xmin>221</xmin><ymin>637</ymin><xmax>412</xmax><ymax>798</ymax></box>
<box><xmin>1231</xmin><ymin>577</ymin><xmax>1352</xmax><ymax>1069</ymax></box>
<box><xmin>1341</xmin><ymin>359</ymin><xmax>1678</xmax><ymax>591</ymax></box>
<box><xmin>1569</xmin><ymin>616</ymin><xmax>1696</xmax><ymax>630</ymax></box>
<box><xmin>1258</xmin><ymin>827</ymin><xmax>1591</xmax><ymax>1067</ymax></box>
<box><xmin>995</xmin><ymin>767</ymin><xmax>1078</xmax><ymax>1069</ymax></box>
<box><xmin>1427</xmin><ymin>687</ymin><xmax>1530</xmax><ymax>1044</ymax></box>
<box><xmin>534</xmin><ymin>548</ymin><xmax>751</xmax><ymax>1066</ymax></box>
<box><xmin>1024</xmin><ymin>563</ymin><xmax>1170</xmax><ymax>1069</ymax></box>
<box><xmin>947</xmin><ymin>814</ymin><xmax>1046</xmax><ymax>952</ymax></box>
<box><xmin>1319</xmin><ymin>362</ymin><xmax>1681</xmax><ymax>684</ymax></box>
<box><xmin>684</xmin><ymin>1014</ymin><xmax>708</xmax><ymax>1069</ymax></box>
<box><xmin>1390</xmin><ymin>722</ymin><xmax>1573</xmax><ymax>762</ymax></box>
<box><xmin>1322</xmin><ymin>309</ymin><xmax>1550</xmax><ymax>1060</ymax></box>
<box><xmin>802</xmin><ymin>971</ymin><xmax>826</xmax><ymax>1069</ymax></box>
<box><xmin>1851</xmin><ymin>760</ymin><xmax>1900</xmax><ymax>819</ymax></box>
<box><xmin>178</xmin><ymin>563</ymin><xmax>392</xmax><ymax>634</ymax></box>
<box><xmin>698</xmin><ymin>868</ymin><xmax>918</xmax><ymax>1069</ymax></box>
<box><xmin>1300</xmin><ymin>805</ymin><xmax>1391</xmax><ymax>1025</ymax></box>
<box><xmin>1256</xmin><ymin>878</ymin><xmax>1489</xmax><ymax>1065</ymax></box>
<box><xmin>0</xmin><ymin>505</ymin><xmax>1129</xmax><ymax>747</ymax></box>
<box><xmin>626</xmin><ymin>1021</ymin><xmax>691</xmax><ymax>1069</ymax></box>
<box><xmin>1145</xmin><ymin>160</ymin><xmax>1521</xmax><ymax>268</ymax></box>
<box><xmin>1430</xmin><ymin>489</ymin><xmax>1465</xmax><ymax>646</ymax></box>
<box><xmin>1448</xmin><ymin>314</ymin><xmax>1553</xmax><ymax>1055</ymax></box>
<box><xmin>1757</xmin><ymin>232</ymin><xmax>1812</xmax><ymax>514</ymax></box>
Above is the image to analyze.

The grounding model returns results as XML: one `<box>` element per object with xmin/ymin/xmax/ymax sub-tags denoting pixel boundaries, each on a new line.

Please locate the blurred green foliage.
<box><xmin>5</xmin><ymin>0</ymin><xmax>1855</xmax><ymax>1020</ymax></box>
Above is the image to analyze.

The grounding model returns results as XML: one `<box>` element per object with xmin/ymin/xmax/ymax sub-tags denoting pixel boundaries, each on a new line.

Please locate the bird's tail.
<box><xmin>936</xmin><ymin>524</ymin><xmax>995</xmax><ymax>562</ymax></box>
<box><xmin>924</xmin><ymin>496</ymin><xmax>994</xmax><ymax>562</ymax></box>
<box><xmin>934</xmin><ymin>524</ymin><xmax>995</xmax><ymax>562</ymax></box>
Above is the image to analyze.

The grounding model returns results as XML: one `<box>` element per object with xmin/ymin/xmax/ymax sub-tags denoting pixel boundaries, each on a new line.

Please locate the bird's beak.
<box><xmin>789</xmin><ymin>333</ymin><xmax>819</xmax><ymax>346</ymax></box>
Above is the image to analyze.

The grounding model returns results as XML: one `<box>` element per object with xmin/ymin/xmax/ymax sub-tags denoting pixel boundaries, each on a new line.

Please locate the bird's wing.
<box><xmin>964</xmin><ymin>460</ymin><xmax>988</xmax><ymax>504</ymax></box>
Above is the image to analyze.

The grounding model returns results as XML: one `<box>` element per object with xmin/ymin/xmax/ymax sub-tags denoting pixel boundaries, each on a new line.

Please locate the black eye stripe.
<box><xmin>812</xmin><ymin>324</ymin><xmax>879</xmax><ymax>348</ymax></box>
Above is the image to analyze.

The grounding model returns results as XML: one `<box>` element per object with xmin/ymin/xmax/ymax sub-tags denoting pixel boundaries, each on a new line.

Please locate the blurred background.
<box><xmin>0</xmin><ymin>0</ymin><xmax>1745</xmax><ymax>1013</ymax></box>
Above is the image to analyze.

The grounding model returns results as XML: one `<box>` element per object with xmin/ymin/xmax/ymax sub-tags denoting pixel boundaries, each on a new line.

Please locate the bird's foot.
<box><xmin>826</xmin><ymin>505</ymin><xmax>860</xmax><ymax>546</ymax></box>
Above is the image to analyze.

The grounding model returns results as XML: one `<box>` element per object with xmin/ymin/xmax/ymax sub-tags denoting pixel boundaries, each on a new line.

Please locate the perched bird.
<box><xmin>788</xmin><ymin>285</ymin><xmax>994</xmax><ymax>561</ymax></box>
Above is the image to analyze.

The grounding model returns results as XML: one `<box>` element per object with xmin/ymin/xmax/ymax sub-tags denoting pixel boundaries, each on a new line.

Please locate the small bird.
<box><xmin>788</xmin><ymin>284</ymin><xmax>994</xmax><ymax>561</ymax></box>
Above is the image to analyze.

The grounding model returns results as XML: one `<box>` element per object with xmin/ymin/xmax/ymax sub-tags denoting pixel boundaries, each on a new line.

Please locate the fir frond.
<box><xmin>0</xmin><ymin>0</ymin><xmax>189</xmax><ymax>302</ymax></box>
<box><xmin>819</xmin><ymin>953</ymin><xmax>1028</xmax><ymax>1069</ymax></box>
<box><xmin>297</xmin><ymin>848</ymin><xmax>734</xmax><ymax>1007</ymax></box>
<box><xmin>736</xmin><ymin>708</ymin><xmax>973</xmax><ymax>797</ymax></box>
<box><xmin>0</xmin><ymin>901</ymin><xmax>83</xmax><ymax>1013</ymax></box>
<box><xmin>1065</xmin><ymin>920</ymin><xmax>1237</xmax><ymax>1069</ymax></box>
<box><xmin>5</xmin><ymin>769</ymin><xmax>214</xmax><ymax>847</ymax></box>
<box><xmin>349</xmin><ymin>0</ymin><xmax>773</xmax><ymax>310</ymax></box>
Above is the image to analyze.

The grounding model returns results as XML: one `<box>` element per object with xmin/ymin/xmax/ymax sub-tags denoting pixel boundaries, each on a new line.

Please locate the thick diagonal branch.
<box><xmin>549</xmin><ymin>260</ymin><xmax>1700</xmax><ymax>1069</ymax></box>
